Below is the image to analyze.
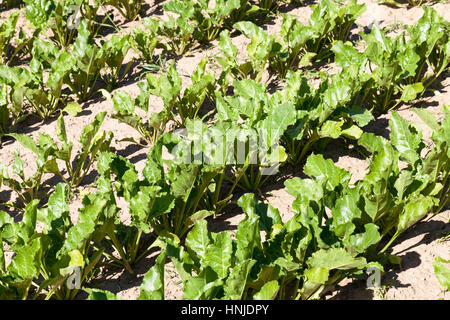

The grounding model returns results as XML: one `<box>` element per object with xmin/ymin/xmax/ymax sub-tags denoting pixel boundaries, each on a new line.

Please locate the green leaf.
<box><xmin>170</xmin><ymin>165</ymin><xmax>198</xmax><ymax>200</ymax></box>
<box><xmin>341</xmin><ymin>125</ymin><xmax>363</xmax><ymax>140</ymax></box>
<box><xmin>319</xmin><ymin>120</ymin><xmax>342</xmax><ymax>139</ymax></box>
<box><xmin>257</xmin><ymin>103</ymin><xmax>297</xmax><ymax>152</ymax></box>
<box><xmin>394</xmin><ymin>170</ymin><xmax>413</xmax><ymax>200</ymax></box>
<box><xmin>56</xmin><ymin>113</ymin><xmax>68</xmax><ymax>143</ymax></box>
<box><xmin>8</xmin><ymin>133</ymin><xmax>39</xmax><ymax>155</ymax></box>
<box><xmin>79</xmin><ymin>112</ymin><xmax>107</xmax><ymax>151</ymax></box>
<box><xmin>182</xmin><ymin>267</ymin><xmax>222</xmax><ymax>300</ymax></box>
<box><xmin>21</xmin><ymin>200</ymin><xmax>38</xmax><ymax>242</ymax></box>
<box><xmin>218</xmin><ymin>30</ymin><xmax>237</xmax><ymax>59</ymax></box>
<box><xmin>443</xmin><ymin>105</ymin><xmax>450</xmax><ymax>114</ymax></box>
<box><xmin>304</xmin><ymin>267</ymin><xmax>329</xmax><ymax>284</ymax></box>
<box><xmin>345</xmin><ymin>106</ymin><xmax>374</xmax><ymax>127</ymax></box>
<box><xmin>236</xmin><ymin>195</ymin><xmax>262</xmax><ymax>262</ymax></box>
<box><xmin>253</xmin><ymin>280</ymin><xmax>280</xmax><ymax>300</ymax></box>
<box><xmin>249</xmin><ymin>265</ymin><xmax>280</xmax><ymax>291</ymax></box>
<box><xmin>185</xmin><ymin>210</ymin><xmax>214</xmax><ymax>230</ymax></box>
<box><xmin>185</xmin><ymin>220</ymin><xmax>210</xmax><ymax>263</ymax></box>
<box><xmin>332</xmin><ymin>41</ymin><xmax>366</xmax><ymax>78</ymax></box>
<box><xmin>68</xmin><ymin>250</ymin><xmax>84</xmax><ymax>268</ymax></box>
<box><xmin>8</xmin><ymin>238</ymin><xmax>41</xmax><ymax>280</ymax></box>
<box><xmin>234</xmin><ymin>21</ymin><xmax>266</xmax><ymax>42</ymax></box>
<box><xmin>307</xmin><ymin>248</ymin><xmax>367</xmax><ymax>270</ymax></box>
<box><xmin>284</xmin><ymin>178</ymin><xmax>323</xmax><ymax>203</ymax></box>
<box><xmin>238</xmin><ymin>193</ymin><xmax>282</xmax><ymax>234</ymax></box>
<box><xmin>112</xmin><ymin>90</ymin><xmax>134</xmax><ymax>115</ymax></box>
<box><xmin>396</xmin><ymin>196</ymin><xmax>435</xmax><ymax>234</ymax></box>
<box><xmin>433</xmin><ymin>257</ymin><xmax>450</xmax><ymax>291</ymax></box>
<box><xmin>138</xmin><ymin>250</ymin><xmax>167</xmax><ymax>300</ymax></box>
<box><xmin>224</xmin><ymin>259</ymin><xmax>256</xmax><ymax>300</ymax></box>
<box><xmin>0</xmin><ymin>234</ymin><xmax>5</xmax><ymax>273</ymax></box>
<box><xmin>358</xmin><ymin>132</ymin><xmax>388</xmax><ymax>154</ymax></box>
<box><xmin>147</xmin><ymin>63</ymin><xmax>182</xmax><ymax>107</ymax></box>
<box><xmin>304</xmin><ymin>154</ymin><xmax>351</xmax><ymax>190</ymax></box>
<box><xmin>299</xmin><ymin>52</ymin><xmax>317</xmax><ymax>67</ymax></box>
<box><xmin>204</xmin><ymin>232</ymin><xmax>233</xmax><ymax>279</ymax></box>
<box><xmin>85</xmin><ymin>288</ymin><xmax>121</xmax><ymax>300</ymax></box>
<box><xmin>331</xmin><ymin>188</ymin><xmax>361</xmax><ymax>237</ymax></box>
<box><xmin>389</xmin><ymin>112</ymin><xmax>423</xmax><ymax>164</ymax></box>
<box><xmin>347</xmin><ymin>223</ymin><xmax>381</xmax><ymax>254</ymax></box>
<box><xmin>63</xmin><ymin>102</ymin><xmax>82</xmax><ymax>117</ymax></box>
<box><xmin>412</xmin><ymin>108</ymin><xmax>440</xmax><ymax>133</ymax></box>
<box><xmin>60</xmin><ymin>196</ymin><xmax>107</xmax><ymax>254</ymax></box>
<box><xmin>254</xmin><ymin>202</ymin><xmax>282</xmax><ymax>234</ymax></box>
<box><xmin>400</xmin><ymin>83</ymin><xmax>424</xmax><ymax>102</ymax></box>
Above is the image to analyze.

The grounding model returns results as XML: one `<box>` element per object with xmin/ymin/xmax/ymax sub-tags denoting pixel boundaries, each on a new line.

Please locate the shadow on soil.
<box><xmin>329</xmin><ymin>215</ymin><xmax>449</xmax><ymax>300</ymax></box>
<box><xmin>77</xmin><ymin>244</ymin><xmax>160</xmax><ymax>300</ymax></box>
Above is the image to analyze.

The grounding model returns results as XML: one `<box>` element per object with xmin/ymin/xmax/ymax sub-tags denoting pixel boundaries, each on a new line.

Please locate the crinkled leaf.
<box><xmin>284</xmin><ymin>178</ymin><xmax>324</xmax><ymax>203</ymax></box>
<box><xmin>138</xmin><ymin>250</ymin><xmax>167</xmax><ymax>300</ymax></box>
<box><xmin>185</xmin><ymin>220</ymin><xmax>210</xmax><ymax>264</ymax></box>
<box><xmin>223</xmin><ymin>259</ymin><xmax>256</xmax><ymax>300</ymax></box>
<box><xmin>253</xmin><ymin>280</ymin><xmax>280</xmax><ymax>300</ymax></box>
<box><xmin>347</xmin><ymin>223</ymin><xmax>381</xmax><ymax>254</ymax></box>
<box><xmin>63</xmin><ymin>102</ymin><xmax>82</xmax><ymax>117</ymax></box>
<box><xmin>396</xmin><ymin>196</ymin><xmax>435</xmax><ymax>234</ymax></box>
<box><xmin>85</xmin><ymin>288</ymin><xmax>121</xmax><ymax>300</ymax></box>
<box><xmin>204</xmin><ymin>232</ymin><xmax>233</xmax><ymax>279</ymax></box>
<box><xmin>390</xmin><ymin>112</ymin><xmax>423</xmax><ymax>164</ymax></box>
<box><xmin>304</xmin><ymin>153</ymin><xmax>351</xmax><ymax>190</ymax></box>
<box><xmin>307</xmin><ymin>248</ymin><xmax>366</xmax><ymax>270</ymax></box>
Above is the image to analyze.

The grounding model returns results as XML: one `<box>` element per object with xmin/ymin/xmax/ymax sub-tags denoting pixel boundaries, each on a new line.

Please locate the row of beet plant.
<box><xmin>83</xmin><ymin>106</ymin><xmax>449</xmax><ymax>300</ymax></box>
<box><xmin>0</xmin><ymin>0</ymin><xmax>286</xmax><ymax>144</ymax></box>
<box><xmin>1</xmin><ymin>105</ymin><xmax>447</xmax><ymax>299</ymax></box>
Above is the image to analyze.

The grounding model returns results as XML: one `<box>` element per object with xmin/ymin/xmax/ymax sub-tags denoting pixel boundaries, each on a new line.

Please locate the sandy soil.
<box><xmin>0</xmin><ymin>0</ymin><xmax>449</xmax><ymax>300</ymax></box>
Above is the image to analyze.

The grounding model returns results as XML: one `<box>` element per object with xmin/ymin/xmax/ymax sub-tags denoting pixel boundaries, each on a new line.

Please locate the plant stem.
<box><xmin>108</xmin><ymin>231</ymin><xmax>134</xmax><ymax>274</ymax></box>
